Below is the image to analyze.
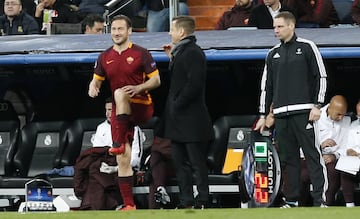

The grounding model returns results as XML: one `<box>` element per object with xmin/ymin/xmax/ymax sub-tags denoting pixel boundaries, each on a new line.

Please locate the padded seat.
<box><xmin>12</xmin><ymin>121</ymin><xmax>69</xmax><ymax>177</ymax></box>
<box><xmin>140</xmin><ymin>115</ymin><xmax>257</xmax><ymax>191</ymax></box>
<box><xmin>207</xmin><ymin>115</ymin><xmax>257</xmax><ymax>175</ymax></box>
<box><xmin>0</xmin><ymin>176</ymin><xmax>32</xmax><ymax>188</ymax></box>
<box><xmin>139</xmin><ymin>116</ymin><xmax>159</xmax><ymax>152</ymax></box>
<box><xmin>50</xmin><ymin>176</ymin><xmax>74</xmax><ymax>188</ymax></box>
<box><xmin>206</xmin><ymin>115</ymin><xmax>257</xmax><ymax>188</ymax></box>
<box><xmin>208</xmin><ymin>173</ymin><xmax>239</xmax><ymax>185</ymax></box>
<box><xmin>60</xmin><ymin>118</ymin><xmax>104</xmax><ymax>167</ymax></box>
<box><xmin>0</xmin><ymin>100</ymin><xmax>20</xmax><ymax>176</ymax></box>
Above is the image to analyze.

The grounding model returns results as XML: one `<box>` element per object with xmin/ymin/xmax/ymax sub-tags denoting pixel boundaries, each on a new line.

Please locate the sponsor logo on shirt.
<box><xmin>306</xmin><ymin>123</ymin><xmax>313</xmax><ymax>130</ymax></box>
<box><xmin>296</xmin><ymin>48</ymin><xmax>302</xmax><ymax>55</ymax></box>
<box><xmin>273</xmin><ymin>53</ymin><xmax>280</xmax><ymax>58</ymax></box>
<box><xmin>106</xmin><ymin>60</ymin><xmax>114</xmax><ymax>64</ymax></box>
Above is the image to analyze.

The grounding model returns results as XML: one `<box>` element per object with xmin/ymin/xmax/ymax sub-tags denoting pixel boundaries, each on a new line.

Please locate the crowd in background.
<box><xmin>0</xmin><ymin>0</ymin><xmax>359</xmax><ymax>35</ymax></box>
<box><xmin>216</xmin><ymin>0</ymin><xmax>360</xmax><ymax>30</ymax></box>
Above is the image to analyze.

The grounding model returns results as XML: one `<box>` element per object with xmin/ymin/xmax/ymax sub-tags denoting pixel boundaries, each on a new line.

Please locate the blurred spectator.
<box><xmin>71</xmin><ymin>0</ymin><xmax>107</xmax><ymax>20</ymax></box>
<box><xmin>283</xmin><ymin>0</ymin><xmax>339</xmax><ymax>27</ymax></box>
<box><xmin>81</xmin><ymin>13</ymin><xmax>104</xmax><ymax>34</ymax></box>
<box><xmin>340</xmin><ymin>98</ymin><xmax>360</xmax><ymax>207</ymax></box>
<box><xmin>352</xmin><ymin>0</ymin><xmax>360</xmax><ymax>24</ymax></box>
<box><xmin>215</xmin><ymin>0</ymin><xmax>254</xmax><ymax>30</ymax></box>
<box><xmin>146</xmin><ymin>0</ymin><xmax>189</xmax><ymax>32</ymax></box>
<box><xmin>0</xmin><ymin>0</ymin><xmax>39</xmax><ymax>35</ymax></box>
<box><xmin>248</xmin><ymin>0</ymin><xmax>293</xmax><ymax>29</ymax></box>
<box><xmin>34</xmin><ymin>0</ymin><xmax>79</xmax><ymax>31</ymax></box>
<box><xmin>0</xmin><ymin>0</ymin><xmax>35</xmax><ymax>16</ymax></box>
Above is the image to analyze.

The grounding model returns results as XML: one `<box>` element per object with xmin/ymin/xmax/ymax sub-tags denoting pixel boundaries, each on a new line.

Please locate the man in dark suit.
<box><xmin>162</xmin><ymin>16</ymin><xmax>214</xmax><ymax>209</ymax></box>
<box><xmin>248</xmin><ymin>0</ymin><xmax>294</xmax><ymax>29</ymax></box>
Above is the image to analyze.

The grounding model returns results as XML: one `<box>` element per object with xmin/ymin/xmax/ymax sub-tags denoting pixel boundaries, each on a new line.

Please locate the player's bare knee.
<box><xmin>113</xmin><ymin>88</ymin><xmax>129</xmax><ymax>103</ymax></box>
<box><xmin>116</xmin><ymin>154</ymin><xmax>131</xmax><ymax>167</ymax></box>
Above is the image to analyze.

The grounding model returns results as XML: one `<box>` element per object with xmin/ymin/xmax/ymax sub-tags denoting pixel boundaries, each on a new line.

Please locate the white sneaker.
<box><xmin>154</xmin><ymin>186</ymin><xmax>170</xmax><ymax>205</ymax></box>
<box><xmin>320</xmin><ymin>203</ymin><xmax>328</xmax><ymax>208</ymax></box>
<box><xmin>279</xmin><ymin>198</ymin><xmax>298</xmax><ymax>208</ymax></box>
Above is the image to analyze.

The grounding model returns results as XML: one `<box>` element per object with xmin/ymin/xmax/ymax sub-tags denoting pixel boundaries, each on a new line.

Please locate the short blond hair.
<box><xmin>274</xmin><ymin>11</ymin><xmax>296</xmax><ymax>25</ymax></box>
<box><xmin>172</xmin><ymin>15</ymin><xmax>195</xmax><ymax>35</ymax></box>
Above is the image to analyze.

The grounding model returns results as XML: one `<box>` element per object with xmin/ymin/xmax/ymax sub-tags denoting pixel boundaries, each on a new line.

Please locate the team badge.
<box><xmin>127</xmin><ymin>56</ymin><xmax>134</xmax><ymax>64</ymax></box>
<box><xmin>44</xmin><ymin>135</ymin><xmax>52</xmax><ymax>146</ymax></box>
<box><xmin>18</xmin><ymin>26</ymin><xmax>23</xmax><ymax>33</ymax></box>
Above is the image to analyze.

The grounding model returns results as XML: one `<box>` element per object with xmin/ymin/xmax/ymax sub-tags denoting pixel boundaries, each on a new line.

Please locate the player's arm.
<box><xmin>122</xmin><ymin>70</ymin><xmax>161</xmax><ymax>97</ymax></box>
<box><xmin>88</xmin><ymin>75</ymin><xmax>103</xmax><ymax>98</ymax></box>
<box><xmin>139</xmin><ymin>71</ymin><xmax>161</xmax><ymax>92</ymax></box>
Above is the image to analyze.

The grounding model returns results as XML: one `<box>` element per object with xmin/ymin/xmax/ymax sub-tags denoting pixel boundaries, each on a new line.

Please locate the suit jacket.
<box><xmin>73</xmin><ymin>147</ymin><xmax>121</xmax><ymax>210</ymax></box>
<box><xmin>162</xmin><ymin>36</ymin><xmax>214</xmax><ymax>143</ymax></box>
<box><xmin>248</xmin><ymin>4</ymin><xmax>294</xmax><ymax>29</ymax></box>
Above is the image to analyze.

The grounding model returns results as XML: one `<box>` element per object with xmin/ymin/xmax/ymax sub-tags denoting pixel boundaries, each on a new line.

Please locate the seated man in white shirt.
<box><xmin>92</xmin><ymin>97</ymin><xmax>121</xmax><ymax>175</ymax></box>
<box><xmin>314</xmin><ymin>95</ymin><xmax>353</xmax><ymax>207</ymax></box>
<box><xmin>340</xmin><ymin>98</ymin><xmax>360</xmax><ymax>207</ymax></box>
<box><xmin>93</xmin><ymin>97</ymin><xmax>112</xmax><ymax>147</ymax></box>
<box><xmin>346</xmin><ymin>98</ymin><xmax>360</xmax><ymax>157</ymax></box>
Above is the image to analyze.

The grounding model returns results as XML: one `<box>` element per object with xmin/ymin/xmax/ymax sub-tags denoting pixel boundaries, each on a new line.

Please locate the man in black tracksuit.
<box><xmin>255</xmin><ymin>11</ymin><xmax>328</xmax><ymax>207</ymax></box>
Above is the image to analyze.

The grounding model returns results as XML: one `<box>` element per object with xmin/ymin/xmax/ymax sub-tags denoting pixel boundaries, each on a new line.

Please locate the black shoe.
<box><xmin>175</xmin><ymin>204</ymin><xmax>193</xmax><ymax>209</ymax></box>
<box><xmin>193</xmin><ymin>200</ymin><xmax>206</xmax><ymax>209</ymax></box>
<box><xmin>193</xmin><ymin>203</ymin><xmax>205</xmax><ymax>210</ymax></box>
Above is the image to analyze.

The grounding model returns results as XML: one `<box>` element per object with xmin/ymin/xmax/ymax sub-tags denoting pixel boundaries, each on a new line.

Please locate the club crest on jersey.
<box><xmin>127</xmin><ymin>56</ymin><xmax>134</xmax><ymax>64</ymax></box>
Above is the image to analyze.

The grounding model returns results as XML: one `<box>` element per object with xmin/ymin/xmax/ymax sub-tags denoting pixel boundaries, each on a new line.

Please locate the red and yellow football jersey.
<box><xmin>93</xmin><ymin>43</ymin><xmax>159</xmax><ymax>105</ymax></box>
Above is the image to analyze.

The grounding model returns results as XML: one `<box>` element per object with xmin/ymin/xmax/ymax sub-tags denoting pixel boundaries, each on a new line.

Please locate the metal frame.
<box><xmin>103</xmin><ymin>0</ymin><xmax>135</xmax><ymax>33</ymax></box>
<box><xmin>0</xmin><ymin>185</ymin><xmax>239</xmax><ymax>196</ymax></box>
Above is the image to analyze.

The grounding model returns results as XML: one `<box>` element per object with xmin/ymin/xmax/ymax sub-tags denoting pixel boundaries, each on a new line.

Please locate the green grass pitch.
<box><xmin>2</xmin><ymin>207</ymin><xmax>360</xmax><ymax>219</ymax></box>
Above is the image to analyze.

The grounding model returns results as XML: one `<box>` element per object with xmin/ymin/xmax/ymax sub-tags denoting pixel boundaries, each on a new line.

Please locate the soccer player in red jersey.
<box><xmin>88</xmin><ymin>15</ymin><xmax>161</xmax><ymax>210</ymax></box>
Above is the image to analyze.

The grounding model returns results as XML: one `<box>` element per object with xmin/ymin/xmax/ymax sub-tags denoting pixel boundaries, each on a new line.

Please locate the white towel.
<box><xmin>131</xmin><ymin>126</ymin><xmax>146</xmax><ymax>169</ymax></box>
